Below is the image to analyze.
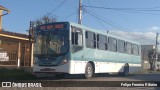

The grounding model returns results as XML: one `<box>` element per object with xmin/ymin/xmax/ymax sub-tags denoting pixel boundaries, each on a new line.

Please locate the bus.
<box><xmin>33</xmin><ymin>22</ymin><xmax>141</xmax><ymax>79</ymax></box>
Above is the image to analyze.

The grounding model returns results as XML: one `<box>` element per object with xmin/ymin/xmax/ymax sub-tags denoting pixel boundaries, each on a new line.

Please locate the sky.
<box><xmin>1</xmin><ymin>0</ymin><xmax>160</xmax><ymax>45</ymax></box>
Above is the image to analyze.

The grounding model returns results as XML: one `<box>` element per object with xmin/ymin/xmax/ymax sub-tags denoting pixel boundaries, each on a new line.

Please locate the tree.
<box><xmin>34</xmin><ymin>14</ymin><xmax>57</xmax><ymax>26</ymax></box>
<box><xmin>29</xmin><ymin>14</ymin><xmax>57</xmax><ymax>39</ymax></box>
<box><xmin>148</xmin><ymin>49</ymin><xmax>156</xmax><ymax>70</ymax></box>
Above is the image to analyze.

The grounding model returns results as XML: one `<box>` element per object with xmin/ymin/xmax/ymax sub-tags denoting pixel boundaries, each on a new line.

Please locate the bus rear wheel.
<box><xmin>122</xmin><ymin>64</ymin><xmax>129</xmax><ymax>76</ymax></box>
<box><xmin>85</xmin><ymin>63</ymin><xmax>94</xmax><ymax>79</ymax></box>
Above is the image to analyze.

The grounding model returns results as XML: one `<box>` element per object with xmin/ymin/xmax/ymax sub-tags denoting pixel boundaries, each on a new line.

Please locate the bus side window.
<box><xmin>118</xmin><ymin>40</ymin><xmax>125</xmax><ymax>53</ymax></box>
<box><xmin>97</xmin><ymin>34</ymin><xmax>108</xmax><ymax>50</ymax></box>
<box><xmin>108</xmin><ymin>37</ymin><xmax>117</xmax><ymax>52</ymax></box>
<box><xmin>85</xmin><ymin>31</ymin><xmax>96</xmax><ymax>49</ymax></box>
<box><xmin>72</xmin><ymin>27</ymin><xmax>83</xmax><ymax>46</ymax></box>
<box><xmin>126</xmin><ymin>42</ymin><xmax>132</xmax><ymax>54</ymax></box>
<box><xmin>132</xmin><ymin>44</ymin><xmax>139</xmax><ymax>56</ymax></box>
<box><xmin>71</xmin><ymin>26</ymin><xmax>83</xmax><ymax>53</ymax></box>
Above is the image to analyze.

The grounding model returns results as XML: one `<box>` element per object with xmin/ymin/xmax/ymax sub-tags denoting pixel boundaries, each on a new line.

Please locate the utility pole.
<box><xmin>0</xmin><ymin>10</ymin><xmax>2</xmax><ymax>30</ymax></box>
<box><xmin>155</xmin><ymin>33</ymin><xmax>159</xmax><ymax>70</ymax></box>
<box><xmin>29</xmin><ymin>21</ymin><xmax>34</xmax><ymax>67</ymax></box>
<box><xmin>78</xmin><ymin>0</ymin><xmax>82</xmax><ymax>25</ymax></box>
<box><xmin>0</xmin><ymin>5</ymin><xmax>10</xmax><ymax>30</ymax></box>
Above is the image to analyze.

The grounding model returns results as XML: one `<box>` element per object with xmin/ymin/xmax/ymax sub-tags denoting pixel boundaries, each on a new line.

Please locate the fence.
<box><xmin>0</xmin><ymin>51</ymin><xmax>31</xmax><ymax>66</ymax></box>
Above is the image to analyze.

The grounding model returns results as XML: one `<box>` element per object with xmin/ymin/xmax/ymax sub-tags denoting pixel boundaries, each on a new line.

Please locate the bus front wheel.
<box><xmin>85</xmin><ymin>63</ymin><xmax>94</xmax><ymax>79</ymax></box>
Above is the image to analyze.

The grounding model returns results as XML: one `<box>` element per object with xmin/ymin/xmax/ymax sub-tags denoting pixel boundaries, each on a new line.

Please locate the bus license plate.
<box><xmin>40</xmin><ymin>68</ymin><xmax>55</xmax><ymax>71</ymax></box>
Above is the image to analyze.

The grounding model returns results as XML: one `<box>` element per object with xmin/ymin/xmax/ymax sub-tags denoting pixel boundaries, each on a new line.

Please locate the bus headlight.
<box><xmin>61</xmin><ymin>59</ymin><xmax>68</xmax><ymax>65</ymax></box>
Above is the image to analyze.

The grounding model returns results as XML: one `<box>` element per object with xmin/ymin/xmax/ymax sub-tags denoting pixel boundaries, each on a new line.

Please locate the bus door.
<box><xmin>71</xmin><ymin>26</ymin><xmax>84</xmax><ymax>73</ymax></box>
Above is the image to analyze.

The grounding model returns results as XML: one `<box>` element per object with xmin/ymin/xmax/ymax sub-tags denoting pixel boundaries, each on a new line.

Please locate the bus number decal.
<box><xmin>39</xmin><ymin>24</ymin><xmax>65</xmax><ymax>30</ymax></box>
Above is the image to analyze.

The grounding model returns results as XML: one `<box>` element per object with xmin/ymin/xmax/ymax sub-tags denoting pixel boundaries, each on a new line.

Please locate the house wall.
<box><xmin>0</xmin><ymin>36</ymin><xmax>32</xmax><ymax>67</ymax></box>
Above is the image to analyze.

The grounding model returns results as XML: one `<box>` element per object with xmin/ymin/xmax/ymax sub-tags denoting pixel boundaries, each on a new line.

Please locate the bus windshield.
<box><xmin>34</xmin><ymin>30</ymin><xmax>69</xmax><ymax>56</ymax></box>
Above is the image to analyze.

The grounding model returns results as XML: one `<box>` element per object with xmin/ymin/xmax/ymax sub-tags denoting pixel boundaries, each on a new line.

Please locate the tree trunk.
<box><xmin>149</xmin><ymin>62</ymin><xmax>154</xmax><ymax>70</ymax></box>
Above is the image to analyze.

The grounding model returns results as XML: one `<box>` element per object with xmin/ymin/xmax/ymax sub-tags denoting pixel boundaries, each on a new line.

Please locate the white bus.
<box><xmin>33</xmin><ymin>22</ymin><xmax>141</xmax><ymax>79</ymax></box>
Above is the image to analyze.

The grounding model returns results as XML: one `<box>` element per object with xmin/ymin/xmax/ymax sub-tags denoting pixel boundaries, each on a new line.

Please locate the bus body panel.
<box><xmin>33</xmin><ymin>61</ymin><xmax>71</xmax><ymax>73</ymax></box>
<box><xmin>33</xmin><ymin>60</ymin><xmax>141</xmax><ymax>74</ymax></box>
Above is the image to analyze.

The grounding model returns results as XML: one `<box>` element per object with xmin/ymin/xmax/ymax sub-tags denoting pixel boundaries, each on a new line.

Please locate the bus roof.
<box><xmin>37</xmin><ymin>21</ymin><xmax>140</xmax><ymax>45</ymax></box>
<box><xmin>69</xmin><ymin>22</ymin><xmax>140</xmax><ymax>45</ymax></box>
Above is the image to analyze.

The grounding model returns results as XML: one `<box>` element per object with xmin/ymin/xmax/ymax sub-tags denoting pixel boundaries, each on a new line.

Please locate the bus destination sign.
<box><xmin>38</xmin><ymin>23</ymin><xmax>67</xmax><ymax>30</ymax></box>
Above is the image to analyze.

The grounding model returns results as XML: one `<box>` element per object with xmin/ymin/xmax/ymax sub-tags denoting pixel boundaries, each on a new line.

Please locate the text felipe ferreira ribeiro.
<box><xmin>121</xmin><ymin>82</ymin><xmax>158</xmax><ymax>87</ymax></box>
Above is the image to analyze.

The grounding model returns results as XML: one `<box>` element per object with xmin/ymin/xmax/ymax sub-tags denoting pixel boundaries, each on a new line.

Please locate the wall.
<box><xmin>0</xmin><ymin>36</ymin><xmax>32</xmax><ymax>67</ymax></box>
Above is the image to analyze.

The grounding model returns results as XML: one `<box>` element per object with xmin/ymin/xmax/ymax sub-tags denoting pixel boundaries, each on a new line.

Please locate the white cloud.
<box><xmin>147</xmin><ymin>26</ymin><xmax>160</xmax><ymax>32</ymax></box>
<box><xmin>149</xmin><ymin>26</ymin><xmax>160</xmax><ymax>30</ymax></box>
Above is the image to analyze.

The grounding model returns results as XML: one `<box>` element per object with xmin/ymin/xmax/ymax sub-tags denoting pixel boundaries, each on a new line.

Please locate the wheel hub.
<box><xmin>87</xmin><ymin>67</ymin><xmax>92</xmax><ymax>76</ymax></box>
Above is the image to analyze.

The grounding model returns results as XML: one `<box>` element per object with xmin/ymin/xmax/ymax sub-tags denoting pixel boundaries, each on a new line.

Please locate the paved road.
<box><xmin>34</xmin><ymin>73</ymin><xmax>160</xmax><ymax>90</ymax></box>
<box><xmin>38</xmin><ymin>72</ymin><xmax>160</xmax><ymax>81</ymax></box>
<box><xmin>1</xmin><ymin>73</ymin><xmax>160</xmax><ymax>90</ymax></box>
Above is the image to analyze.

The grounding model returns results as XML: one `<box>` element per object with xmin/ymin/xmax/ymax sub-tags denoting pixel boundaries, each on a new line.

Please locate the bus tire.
<box><xmin>85</xmin><ymin>63</ymin><xmax>94</xmax><ymax>79</ymax></box>
<box><xmin>122</xmin><ymin>64</ymin><xmax>129</xmax><ymax>76</ymax></box>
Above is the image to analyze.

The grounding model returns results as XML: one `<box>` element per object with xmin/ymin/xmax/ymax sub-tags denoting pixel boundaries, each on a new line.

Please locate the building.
<box><xmin>0</xmin><ymin>30</ymin><xmax>33</xmax><ymax>67</ymax></box>
<box><xmin>0</xmin><ymin>5</ymin><xmax>33</xmax><ymax>67</ymax></box>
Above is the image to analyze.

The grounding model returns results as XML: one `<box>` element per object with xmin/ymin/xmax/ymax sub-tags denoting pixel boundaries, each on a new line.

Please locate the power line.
<box><xmin>82</xmin><ymin>5</ymin><xmax>159</xmax><ymax>43</ymax></box>
<box><xmin>83</xmin><ymin>5</ymin><xmax>160</xmax><ymax>11</ymax></box>
<box><xmin>83</xmin><ymin>5</ymin><xmax>160</xmax><ymax>15</ymax></box>
<box><xmin>86</xmin><ymin>0</ymin><xmax>108</xmax><ymax>30</ymax></box>
<box><xmin>62</xmin><ymin>0</ymin><xmax>78</xmax><ymax>9</ymax></box>
<box><xmin>84</xmin><ymin>9</ymin><xmax>155</xmax><ymax>43</ymax></box>
<box><xmin>47</xmin><ymin>0</ymin><xmax>79</xmax><ymax>22</ymax></box>
<box><xmin>58</xmin><ymin>11</ymin><xmax>77</xmax><ymax>20</ymax></box>
<box><xmin>106</xmin><ymin>9</ymin><xmax>160</xmax><ymax>16</ymax></box>
<box><xmin>57</xmin><ymin>0</ymin><xmax>80</xmax><ymax>23</ymax></box>
<box><xmin>48</xmin><ymin>0</ymin><xmax>67</xmax><ymax>16</ymax></box>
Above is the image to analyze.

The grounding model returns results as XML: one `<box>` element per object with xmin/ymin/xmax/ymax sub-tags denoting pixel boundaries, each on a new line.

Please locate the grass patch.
<box><xmin>0</xmin><ymin>68</ymin><xmax>36</xmax><ymax>81</ymax></box>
